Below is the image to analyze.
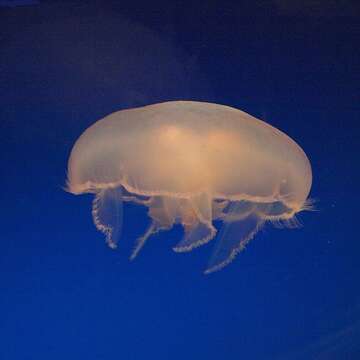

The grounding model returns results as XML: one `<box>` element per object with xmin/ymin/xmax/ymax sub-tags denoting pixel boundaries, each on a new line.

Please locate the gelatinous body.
<box><xmin>67</xmin><ymin>101</ymin><xmax>312</xmax><ymax>273</ymax></box>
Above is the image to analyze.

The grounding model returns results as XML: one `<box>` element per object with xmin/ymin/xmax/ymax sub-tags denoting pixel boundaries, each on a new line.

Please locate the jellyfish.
<box><xmin>66</xmin><ymin>101</ymin><xmax>312</xmax><ymax>273</ymax></box>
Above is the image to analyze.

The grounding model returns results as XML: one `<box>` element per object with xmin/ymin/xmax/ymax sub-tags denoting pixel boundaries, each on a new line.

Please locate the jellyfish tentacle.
<box><xmin>173</xmin><ymin>221</ymin><xmax>217</xmax><ymax>252</ymax></box>
<box><xmin>190</xmin><ymin>192</ymin><xmax>212</xmax><ymax>223</ymax></box>
<box><xmin>173</xmin><ymin>193</ymin><xmax>217</xmax><ymax>252</ymax></box>
<box><xmin>205</xmin><ymin>205</ymin><xmax>264</xmax><ymax>274</ymax></box>
<box><xmin>92</xmin><ymin>187</ymin><xmax>123</xmax><ymax>249</ymax></box>
<box><xmin>130</xmin><ymin>222</ymin><xmax>157</xmax><ymax>260</ymax></box>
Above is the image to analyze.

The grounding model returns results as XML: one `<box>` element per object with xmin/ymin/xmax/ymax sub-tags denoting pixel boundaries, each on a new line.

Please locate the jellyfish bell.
<box><xmin>66</xmin><ymin>101</ymin><xmax>312</xmax><ymax>273</ymax></box>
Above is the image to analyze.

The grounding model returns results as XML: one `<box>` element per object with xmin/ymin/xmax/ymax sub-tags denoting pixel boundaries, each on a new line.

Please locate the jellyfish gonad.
<box><xmin>66</xmin><ymin>101</ymin><xmax>312</xmax><ymax>273</ymax></box>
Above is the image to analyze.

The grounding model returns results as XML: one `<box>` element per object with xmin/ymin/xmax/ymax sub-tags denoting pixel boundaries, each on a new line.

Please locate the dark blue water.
<box><xmin>1</xmin><ymin>1</ymin><xmax>359</xmax><ymax>359</ymax></box>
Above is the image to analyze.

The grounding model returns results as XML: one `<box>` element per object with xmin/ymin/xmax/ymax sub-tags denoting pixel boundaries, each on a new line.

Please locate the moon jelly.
<box><xmin>66</xmin><ymin>101</ymin><xmax>312</xmax><ymax>273</ymax></box>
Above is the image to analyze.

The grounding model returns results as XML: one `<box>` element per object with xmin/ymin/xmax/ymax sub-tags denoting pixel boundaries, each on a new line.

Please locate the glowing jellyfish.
<box><xmin>66</xmin><ymin>101</ymin><xmax>312</xmax><ymax>273</ymax></box>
